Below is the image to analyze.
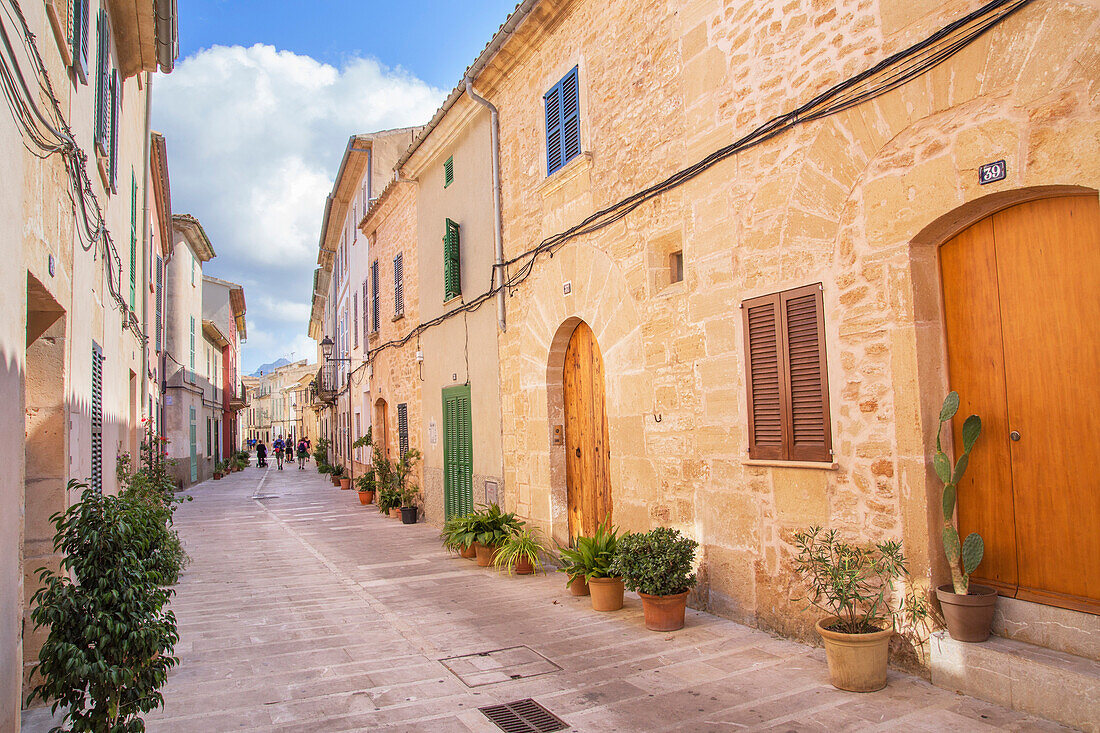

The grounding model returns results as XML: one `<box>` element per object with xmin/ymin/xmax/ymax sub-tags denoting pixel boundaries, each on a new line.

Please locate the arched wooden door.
<box><xmin>374</xmin><ymin>398</ymin><xmax>389</xmax><ymax>459</ymax></box>
<box><xmin>940</xmin><ymin>194</ymin><xmax>1100</xmax><ymax>614</ymax></box>
<box><xmin>563</xmin><ymin>321</ymin><xmax>613</xmax><ymax>538</ymax></box>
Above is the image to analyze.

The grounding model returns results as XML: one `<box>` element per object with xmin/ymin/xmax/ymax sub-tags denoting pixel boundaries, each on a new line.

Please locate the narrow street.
<box><xmin>24</xmin><ymin>466</ymin><xmax>1067</xmax><ymax>732</ymax></box>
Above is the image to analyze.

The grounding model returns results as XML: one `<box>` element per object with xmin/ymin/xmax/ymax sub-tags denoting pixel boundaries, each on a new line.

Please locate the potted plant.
<box><xmin>399</xmin><ymin>485</ymin><xmax>420</xmax><ymax>524</ymax></box>
<box><xmin>610</xmin><ymin>527</ymin><xmax>697</xmax><ymax>629</ymax></box>
<box><xmin>330</xmin><ymin>464</ymin><xmax>346</xmax><ymax>488</ymax></box>
<box><xmin>792</xmin><ymin>526</ymin><xmax>920</xmax><ymax>692</ymax></box>
<box><xmin>558</xmin><ymin>522</ymin><xmax>623</xmax><ymax>604</ymax></box>
<box><xmin>212</xmin><ymin>461</ymin><xmax>224</xmax><ymax>480</ymax></box>
<box><xmin>392</xmin><ymin>449</ymin><xmax>422</xmax><ymax>524</ymax></box>
<box><xmin>378</xmin><ymin>486</ymin><xmax>401</xmax><ymax>518</ymax></box>
<box><xmin>355</xmin><ymin>469</ymin><xmax>376</xmax><ymax>505</ymax></box>
<box><xmin>493</xmin><ymin>527</ymin><xmax>548</xmax><ymax>575</ymax></box>
<box><xmin>441</xmin><ymin>514</ymin><xmax>478</xmax><ymax>558</ymax></box>
<box><xmin>470</xmin><ymin>504</ymin><xmax>523</xmax><ymax>567</ymax></box>
<box><xmin>933</xmin><ymin>391</ymin><xmax>994</xmax><ymax>642</ymax></box>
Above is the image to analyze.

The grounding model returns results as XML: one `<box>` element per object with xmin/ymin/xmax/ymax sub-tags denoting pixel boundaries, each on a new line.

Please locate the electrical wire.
<box><xmin>354</xmin><ymin>0</ymin><xmax>1032</xmax><ymax>368</ymax></box>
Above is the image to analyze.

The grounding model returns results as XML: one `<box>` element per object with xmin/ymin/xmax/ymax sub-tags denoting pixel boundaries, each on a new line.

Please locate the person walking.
<box><xmin>304</xmin><ymin>437</ymin><xmax>312</xmax><ymax>463</ymax></box>
<box><xmin>297</xmin><ymin>437</ymin><xmax>309</xmax><ymax>469</ymax></box>
<box><xmin>256</xmin><ymin>440</ymin><xmax>267</xmax><ymax>468</ymax></box>
<box><xmin>273</xmin><ymin>436</ymin><xmax>285</xmax><ymax>470</ymax></box>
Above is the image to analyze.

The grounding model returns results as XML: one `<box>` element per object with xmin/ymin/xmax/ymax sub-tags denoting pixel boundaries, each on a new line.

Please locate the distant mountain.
<box><xmin>251</xmin><ymin>358</ymin><xmax>291</xmax><ymax>377</ymax></box>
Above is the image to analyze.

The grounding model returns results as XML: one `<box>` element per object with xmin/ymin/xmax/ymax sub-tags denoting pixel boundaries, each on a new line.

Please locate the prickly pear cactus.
<box><xmin>936</xmin><ymin>391</ymin><xmax>983</xmax><ymax>594</ymax></box>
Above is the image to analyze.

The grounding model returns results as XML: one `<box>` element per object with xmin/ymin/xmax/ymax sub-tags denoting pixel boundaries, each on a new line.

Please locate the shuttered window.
<box><xmin>129</xmin><ymin>170</ymin><xmax>137</xmax><ymax>308</ymax></box>
<box><xmin>362</xmin><ymin>279</ymin><xmax>369</xmax><ymax>339</ymax></box>
<box><xmin>189</xmin><ymin>316</ymin><xmax>196</xmax><ymax>383</ymax></box>
<box><xmin>370</xmin><ymin>260</ymin><xmax>379</xmax><ymax>333</ymax></box>
<box><xmin>394</xmin><ymin>252</ymin><xmax>404</xmax><ymax>317</ymax></box>
<box><xmin>108</xmin><ymin>69</ymin><xmax>119</xmax><ymax>191</ymax></box>
<box><xmin>155</xmin><ymin>256</ymin><xmax>163</xmax><ymax>351</ymax></box>
<box><xmin>90</xmin><ymin>342</ymin><xmax>103</xmax><ymax>492</ymax></box>
<box><xmin>352</xmin><ymin>291</ymin><xmax>359</xmax><ymax>347</ymax></box>
<box><xmin>444</xmin><ymin>156</ymin><xmax>454</xmax><ymax>187</ymax></box>
<box><xmin>93</xmin><ymin>8</ymin><xmax>109</xmax><ymax>152</ymax></box>
<box><xmin>741</xmin><ymin>284</ymin><xmax>832</xmax><ymax>462</ymax></box>
<box><xmin>71</xmin><ymin>0</ymin><xmax>90</xmax><ymax>83</ymax></box>
<box><xmin>397</xmin><ymin>402</ymin><xmax>409</xmax><ymax>458</ymax></box>
<box><xmin>442</xmin><ymin>385</ymin><xmax>473</xmax><ymax>519</ymax></box>
<box><xmin>544</xmin><ymin>66</ymin><xmax>581</xmax><ymax>176</ymax></box>
<box><xmin>443</xmin><ymin>218</ymin><xmax>461</xmax><ymax>301</ymax></box>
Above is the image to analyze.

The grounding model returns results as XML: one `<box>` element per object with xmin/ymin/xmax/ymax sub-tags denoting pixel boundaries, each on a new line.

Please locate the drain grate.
<box><xmin>440</xmin><ymin>646</ymin><xmax>561</xmax><ymax>687</ymax></box>
<box><xmin>479</xmin><ymin>699</ymin><xmax>568</xmax><ymax>733</ymax></box>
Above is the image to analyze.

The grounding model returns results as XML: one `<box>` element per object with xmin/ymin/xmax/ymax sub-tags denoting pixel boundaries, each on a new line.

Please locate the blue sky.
<box><xmin>157</xmin><ymin>1</ymin><xmax>517</xmax><ymax>374</ymax></box>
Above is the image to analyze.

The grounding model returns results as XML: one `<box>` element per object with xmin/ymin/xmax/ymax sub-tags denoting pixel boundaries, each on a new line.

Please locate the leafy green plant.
<box><xmin>792</xmin><ymin>526</ymin><xmax>914</xmax><ymax>635</ymax></box>
<box><xmin>329</xmin><ymin>464</ymin><xmax>345</xmax><ymax>479</ymax></box>
<box><xmin>400</xmin><ymin>484</ymin><xmax>420</xmax><ymax>508</ymax></box>
<box><xmin>313</xmin><ymin>437</ymin><xmax>330</xmax><ymax>465</ymax></box>
<box><xmin>355</xmin><ymin>468</ymin><xmax>376</xmax><ymax>492</ymax></box>
<box><xmin>352</xmin><ymin>427</ymin><xmax>373</xmax><ymax>451</ymax></box>
<box><xmin>610</xmin><ymin>527</ymin><xmax>697</xmax><ymax>597</ymax></box>
<box><xmin>492</xmin><ymin>528</ymin><xmax>549</xmax><ymax>575</ymax></box>
<box><xmin>27</xmin><ymin>479</ymin><xmax>182</xmax><ymax>731</ymax></box>
<box><xmin>558</xmin><ymin>522</ymin><xmax>621</xmax><ymax>586</ymax></box>
<box><xmin>935</xmin><ymin>391</ymin><xmax>984</xmax><ymax>594</ymax></box>
<box><xmin>441</xmin><ymin>514</ymin><xmax>476</xmax><ymax>552</ymax></box>
<box><xmin>378</xmin><ymin>486</ymin><xmax>401</xmax><ymax>513</ymax></box>
<box><xmin>372</xmin><ymin>444</ymin><xmax>394</xmax><ymax>491</ymax></box>
<box><xmin>317</xmin><ymin>463</ymin><xmax>333</xmax><ymax>475</ymax></box>
<box><xmin>468</xmin><ymin>503</ymin><xmax>524</xmax><ymax>547</ymax></box>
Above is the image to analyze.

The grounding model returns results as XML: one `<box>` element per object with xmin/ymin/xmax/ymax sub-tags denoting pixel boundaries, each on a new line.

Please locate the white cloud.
<box><xmin>153</xmin><ymin>44</ymin><xmax>445</xmax><ymax>372</ymax></box>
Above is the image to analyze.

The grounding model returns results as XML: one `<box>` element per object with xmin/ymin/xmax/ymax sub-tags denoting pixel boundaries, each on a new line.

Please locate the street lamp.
<box><xmin>320</xmin><ymin>335</ymin><xmax>353</xmax><ymax>482</ymax></box>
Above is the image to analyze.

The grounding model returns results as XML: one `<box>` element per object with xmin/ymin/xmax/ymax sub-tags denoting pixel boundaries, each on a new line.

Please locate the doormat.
<box><xmin>479</xmin><ymin>699</ymin><xmax>569</xmax><ymax>732</ymax></box>
<box><xmin>440</xmin><ymin>646</ymin><xmax>561</xmax><ymax>687</ymax></box>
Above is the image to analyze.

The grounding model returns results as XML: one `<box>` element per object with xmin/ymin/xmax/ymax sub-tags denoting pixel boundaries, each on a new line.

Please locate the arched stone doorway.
<box><xmin>558</xmin><ymin>320</ymin><xmax>613</xmax><ymax>539</ymax></box>
<box><xmin>937</xmin><ymin>193</ymin><xmax>1100</xmax><ymax>614</ymax></box>
<box><xmin>374</xmin><ymin>397</ymin><xmax>389</xmax><ymax>460</ymax></box>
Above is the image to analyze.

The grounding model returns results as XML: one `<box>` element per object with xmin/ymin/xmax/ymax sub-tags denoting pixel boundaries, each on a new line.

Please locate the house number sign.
<box><xmin>979</xmin><ymin>160</ymin><xmax>1006</xmax><ymax>185</ymax></box>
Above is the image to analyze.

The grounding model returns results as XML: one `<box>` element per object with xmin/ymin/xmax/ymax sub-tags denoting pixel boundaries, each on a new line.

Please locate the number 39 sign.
<box><xmin>979</xmin><ymin>160</ymin><xmax>1007</xmax><ymax>185</ymax></box>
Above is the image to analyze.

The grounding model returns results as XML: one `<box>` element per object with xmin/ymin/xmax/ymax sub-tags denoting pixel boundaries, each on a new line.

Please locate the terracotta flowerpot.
<box><xmin>815</xmin><ymin>617</ymin><xmax>893</xmax><ymax>692</ymax></box>
<box><xmin>388</xmin><ymin>506</ymin><xmax>401</xmax><ymax>519</ymax></box>
<box><xmin>474</xmin><ymin>542</ymin><xmax>499</xmax><ymax>567</ymax></box>
<box><xmin>588</xmin><ymin>576</ymin><xmax>624</xmax><ymax>611</ymax></box>
<box><xmin>568</xmin><ymin>576</ymin><xmax>590</xmax><ymax>596</ymax></box>
<box><xmin>936</xmin><ymin>584</ymin><xmax>998</xmax><ymax>642</ymax></box>
<box><xmin>639</xmin><ymin>591</ymin><xmax>689</xmax><ymax>631</ymax></box>
<box><xmin>340</xmin><ymin>478</ymin><xmax>352</xmax><ymax>490</ymax></box>
<box><xmin>514</xmin><ymin>556</ymin><xmax>534</xmax><ymax>575</ymax></box>
<box><xmin>331</xmin><ymin>476</ymin><xmax>341</xmax><ymax>486</ymax></box>
<box><xmin>213</xmin><ymin>473</ymin><xmax>222</xmax><ymax>480</ymax></box>
<box><xmin>459</xmin><ymin>544</ymin><xmax>478</xmax><ymax>559</ymax></box>
<box><xmin>357</xmin><ymin>491</ymin><xmax>373</xmax><ymax>505</ymax></box>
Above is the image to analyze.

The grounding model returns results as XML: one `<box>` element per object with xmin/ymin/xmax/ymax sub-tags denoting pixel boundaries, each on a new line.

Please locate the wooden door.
<box><xmin>563</xmin><ymin>322</ymin><xmax>612</xmax><ymax>538</ymax></box>
<box><xmin>941</xmin><ymin>195</ymin><xmax>1100</xmax><ymax>613</ymax></box>
<box><xmin>443</xmin><ymin>385</ymin><xmax>473</xmax><ymax>519</ymax></box>
<box><xmin>374</xmin><ymin>399</ymin><xmax>389</xmax><ymax>459</ymax></box>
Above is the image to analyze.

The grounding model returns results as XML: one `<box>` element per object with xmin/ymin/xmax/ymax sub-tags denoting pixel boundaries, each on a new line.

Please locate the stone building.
<box><xmin>0</xmin><ymin>0</ymin><xmax>179</xmax><ymax>724</ymax></box>
<box><xmin>241</xmin><ymin>360</ymin><xmax>315</xmax><ymax>447</ymax></box>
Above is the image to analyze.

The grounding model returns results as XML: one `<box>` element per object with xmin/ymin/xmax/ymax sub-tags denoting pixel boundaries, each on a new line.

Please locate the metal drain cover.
<box><xmin>440</xmin><ymin>646</ymin><xmax>561</xmax><ymax>687</ymax></box>
<box><xmin>479</xmin><ymin>699</ymin><xmax>568</xmax><ymax>733</ymax></box>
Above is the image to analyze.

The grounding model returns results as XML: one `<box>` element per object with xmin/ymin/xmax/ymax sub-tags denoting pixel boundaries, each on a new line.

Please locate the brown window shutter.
<box><xmin>781</xmin><ymin>285</ymin><xmax>831</xmax><ymax>462</ymax></box>
<box><xmin>742</xmin><ymin>293</ymin><xmax>786</xmax><ymax>460</ymax></box>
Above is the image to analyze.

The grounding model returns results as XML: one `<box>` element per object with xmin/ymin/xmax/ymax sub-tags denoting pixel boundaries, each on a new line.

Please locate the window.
<box><xmin>444</xmin><ymin>155</ymin><xmax>454</xmax><ymax>187</ymax></box>
<box><xmin>71</xmin><ymin>0</ymin><xmax>90</xmax><ymax>84</ymax></box>
<box><xmin>108</xmin><ymin>69</ymin><xmax>118</xmax><ymax>191</ymax></box>
<box><xmin>670</xmin><ymin>251</ymin><xmax>684</xmax><ymax>284</ymax></box>
<box><xmin>370</xmin><ymin>260</ymin><xmax>379</xmax><ymax>333</ymax></box>
<box><xmin>443</xmin><ymin>218</ymin><xmax>461</xmax><ymax>301</ymax></box>
<box><xmin>191</xmin><ymin>256</ymin><xmax>196</xmax><ymax>286</ymax></box>
<box><xmin>397</xmin><ymin>402</ymin><xmax>409</xmax><ymax>458</ymax></box>
<box><xmin>155</xmin><ymin>256</ymin><xmax>163</xmax><ymax>351</ymax></box>
<box><xmin>394</xmin><ymin>253</ymin><xmax>404</xmax><ymax>317</ymax></box>
<box><xmin>189</xmin><ymin>316</ymin><xmax>196</xmax><ymax>383</ymax></box>
<box><xmin>129</xmin><ymin>170</ymin><xmax>137</xmax><ymax>308</ymax></box>
<box><xmin>544</xmin><ymin>66</ymin><xmax>581</xmax><ymax>175</ymax></box>
<box><xmin>90</xmin><ymin>342</ymin><xmax>103</xmax><ymax>492</ymax></box>
<box><xmin>352</xmin><ymin>291</ymin><xmax>359</xmax><ymax>347</ymax></box>
<box><xmin>93</xmin><ymin>8</ymin><xmax>109</xmax><ymax>153</ymax></box>
<box><xmin>362</xmin><ymin>279</ymin><xmax>369</xmax><ymax>340</ymax></box>
<box><xmin>741</xmin><ymin>284</ymin><xmax>832</xmax><ymax>462</ymax></box>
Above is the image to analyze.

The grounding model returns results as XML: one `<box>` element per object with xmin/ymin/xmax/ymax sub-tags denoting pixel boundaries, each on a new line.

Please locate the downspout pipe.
<box><xmin>141</xmin><ymin>71</ymin><xmax>152</xmax><ymax>422</ymax></box>
<box><xmin>464</xmin><ymin>78</ymin><xmax>506</xmax><ymax>333</ymax></box>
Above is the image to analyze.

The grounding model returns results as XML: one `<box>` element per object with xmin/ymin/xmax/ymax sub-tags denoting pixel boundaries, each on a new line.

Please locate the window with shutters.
<box><xmin>93</xmin><ymin>8</ymin><xmax>109</xmax><ymax>154</ymax></box>
<box><xmin>362</xmin><ymin>279</ymin><xmax>369</xmax><ymax>338</ymax></box>
<box><xmin>444</xmin><ymin>156</ymin><xmax>454</xmax><ymax>188</ymax></box>
<box><xmin>397</xmin><ymin>403</ymin><xmax>409</xmax><ymax>458</ymax></box>
<box><xmin>91</xmin><ymin>342</ymin><xmax>103</xmax><ymax>492</ymax></box>
<box><xmin>352</xmin><ymin>291</ymin><xmax>359</xmax><ymax>348</ymax></box>
<box><xmin>129</xmin><ymin>170</ymin><xmax>137</xmax><ymax>308</ymax></box>
<box><xmin>108</xmin><ymin>69</ymin><xmax>119</xmax><ymax>192</ymax></box>
<box><xmin>155</xmin><ymin>256</ymin><xmax>163</xmax><ymax>351</ymax></box>
<box><xmin>370</xmin><ymin>260</ymin><xmax>380</xmax><ymax>333</ymax></box>
<box><xmin>741</xmin><ymin>284</ymin><xmax>832</xmax><ymax>462</ymax></box>
<box><xmin>544</xmin><ymin>66</ymin><xmax>581</xmax><ymax>176</ymax></box>
<box><xmin>443</xmin><ymin>218</ymin><xmax>461</xmax><ymax>301</ymax></box>
<box><xmin>71</xmin><ymin>0</ymin><xmax>90</xmax><ymax>84</ymax></box>
<box><xmin>394</xmin><ymin>252</ymin><xmax>404</xmax><ymax>317</ymax></box>
<box><xmin>189</xmin><ymin>316</ymin><xmax>196</xmax><ymax>383</ymax></box>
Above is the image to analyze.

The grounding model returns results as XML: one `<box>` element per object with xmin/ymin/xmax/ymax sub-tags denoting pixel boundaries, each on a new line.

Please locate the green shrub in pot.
<box><xmin>610</xmin><ymin>527</ymin><xmax>697</xmax><ymax>597</ymax></box>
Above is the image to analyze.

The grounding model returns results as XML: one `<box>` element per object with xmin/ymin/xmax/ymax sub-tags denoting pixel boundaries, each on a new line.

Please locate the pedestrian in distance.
<box><xmin>256</xmin><ymin>441</ymin><xmax>267</xmax><ymax>467</ymax></box>
<box><xmin>297</xmin><ymin>437</ymin><xmax>309</xmax><ymax>469</ymax></box>
<box><xmin>274</xmin><ymin>436</ymin><xmax>285</xmax><ymax>470</ymax></box>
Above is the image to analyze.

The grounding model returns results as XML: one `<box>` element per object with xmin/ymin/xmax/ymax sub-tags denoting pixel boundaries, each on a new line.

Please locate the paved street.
<box><xmin>25</xmin><ymin>466</ymin><xmax>1073</xmax><ymax>732</ymax></box>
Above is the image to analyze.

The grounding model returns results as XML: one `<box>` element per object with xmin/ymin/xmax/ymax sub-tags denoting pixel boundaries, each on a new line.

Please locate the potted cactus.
<box><xmin>934</xmin><ymin>391</ymin><xmax>995</xmax><ymax>642</ymax></box>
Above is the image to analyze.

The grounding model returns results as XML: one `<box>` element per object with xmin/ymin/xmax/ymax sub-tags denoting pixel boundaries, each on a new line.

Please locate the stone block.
<box><xmin>771</xmin><ymin>467</ymin><xmax>828</xmax><ymax>528</ymax></box>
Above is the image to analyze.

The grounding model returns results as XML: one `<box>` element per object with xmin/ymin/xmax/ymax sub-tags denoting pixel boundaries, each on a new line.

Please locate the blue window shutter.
<box><xmin>544</xmin><ymin>81</ymin><xmax>563</xmax><ymax>175</ymax></box>
<box><xmin>561</xmin><ymin>67</ymin><xmax>581</xmax><ymax>165</ymax></box>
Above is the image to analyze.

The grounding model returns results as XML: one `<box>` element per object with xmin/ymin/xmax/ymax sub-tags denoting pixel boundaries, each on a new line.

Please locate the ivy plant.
<box><xmin>609</xmin><ymin>527</ymin><xmax>698</xmax><ymax>596</ymax></box>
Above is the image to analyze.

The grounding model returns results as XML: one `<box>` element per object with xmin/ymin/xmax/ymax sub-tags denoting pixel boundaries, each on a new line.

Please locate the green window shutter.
<box><xmin>90</xmin><ymin>342</ymin><xmax>103</xmax><ymax>492</ymax></box>
<box><xmin>129</xmin><ymin>170</ymin><xmax>136</xmax><ymax>308</ymax></box>
<box><xmin>108</xmin><ymin>69</ymin><xmax>119</xmax><ymax>191</ymax></box>
<box><xmin>93</xmin><ymin>9</ymin><xmax>108</xmax><ymax>150</ymax></box>
<box><xmin>72</xmin><ymin>0</ymin><xmax>90</xmax><ymax>84</ymax></box>
<box><xmin>442</xmin><ymin>385</ymin><xmax>473</xmax><ymax>520</ymax></box>
<box><xmin>190</xmin><ymin>316</ymin><xmax>196</xmax><ymax>382</ymax></box>
<box><xmin>397</xmin><ymin>402</ymin><xmax>409</xmax><ymax>458</ymax></box>
<box><xmin>444</xmin><ymin>156</ymin><xmax>454</xmax><ymax>187</ymax></box>
<box><xmin>443</xmin><ymin>218</ymin><xmax>461</xmax><ymax>301</ymax></box>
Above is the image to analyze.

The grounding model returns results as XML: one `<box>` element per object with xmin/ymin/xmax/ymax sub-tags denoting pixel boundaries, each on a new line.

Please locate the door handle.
<box><xmin>1010</xmin><ymin>430</ymin><xmax>1021</xmax><ymax>441</ymax></box>
<box><xmin>575</xmin><ymin>447</ymin><xmax>581</xmax><ymax>458</ymax></box>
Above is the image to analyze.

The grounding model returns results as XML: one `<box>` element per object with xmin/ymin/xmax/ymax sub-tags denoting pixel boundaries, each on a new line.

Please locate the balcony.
<box><xmin>227</xmin><ymin>379</ymin><xmax>248</xmax><ymax>410</ymax></box>
<box><xmin>315</xmin><ymin>364</ymin><xmax>337</xmax><ymax>404</ymax></box>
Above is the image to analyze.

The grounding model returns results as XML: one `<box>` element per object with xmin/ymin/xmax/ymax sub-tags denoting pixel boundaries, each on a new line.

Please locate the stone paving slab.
<box><xmin>22</xmin><ymin>466</ymin><xmax>1078</xmax><ymax>732</ymax></box>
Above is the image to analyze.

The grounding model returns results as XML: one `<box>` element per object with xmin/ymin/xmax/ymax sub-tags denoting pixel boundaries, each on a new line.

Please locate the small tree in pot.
<box><xmin>792</xmin><ymin>526</ymin><xmax>930</xmax><ymax>692</ymax></box>
<box><xmin>355</xmin><ymin>468</ymin><xmax>375</xmax><ymax>505</ymax></box>
<box><xmin>558</xmin><ymin>522</ymin><xmax>623</xmax><ymax>607</ymax></box>
<box><xmin>933</xmin><ymin>391</ymin><xmax>994</xmax><ymax>642</ymax></box>
<box><xmin>610</xmin><ymin>527</ymin><xmax>698</xmax><ymax>630</ymax></box>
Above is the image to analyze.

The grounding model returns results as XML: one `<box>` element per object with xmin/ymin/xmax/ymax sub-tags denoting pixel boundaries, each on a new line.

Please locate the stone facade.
<box><xmin>453</xmin><ymin>0</ymin><xmax>1100</xmax><ymax>644</ymax></box>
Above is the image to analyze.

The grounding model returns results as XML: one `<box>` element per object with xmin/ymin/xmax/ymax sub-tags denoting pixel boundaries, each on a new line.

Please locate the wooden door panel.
<box><xmin>992</xmin><ymin>196</ymin><xmax>1100</xmax><ymax>611</ymax></box>
<box><xmin>564</xmin><ymin>322</ymin><xmax>613</xmax><ymax>539</ymax></box>
<box><xmin>941</xmin><ymin>217</ymin><xmax>1019</xmax><ymax>593</ymax></box>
